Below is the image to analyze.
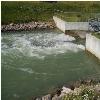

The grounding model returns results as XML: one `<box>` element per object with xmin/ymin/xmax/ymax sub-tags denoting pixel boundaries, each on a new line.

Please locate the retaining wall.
<box><xmin>53</xmin><ymin>16</ymin><xmax>66</xmax><ymax>32</ymax></box>
<box><xmin>86</xmin><ymin>34</ymin><xmax>100</xmax><ymax>60</ymax></box>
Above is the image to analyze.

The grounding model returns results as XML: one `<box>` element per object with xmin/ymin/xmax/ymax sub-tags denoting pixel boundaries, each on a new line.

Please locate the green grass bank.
<box><xmin>92</xmin><ymin>32</ymin><xmax>100</xmax><ymax>39</ymax></box>
<box><xmin>1</xmin><ymin>1</ymin><xmax>100</xmax><ymax>24</ymax></box>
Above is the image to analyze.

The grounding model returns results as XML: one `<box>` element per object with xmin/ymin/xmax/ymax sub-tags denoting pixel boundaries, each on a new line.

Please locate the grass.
<box><xmin>1</xmin><ymin>1</ymin><xmax>100</xmax><ymax>24</ymax></box>
<box><xmin>55</xmin><ymin>12</ymin><xmax>100</xmax><ymax>22</ymax></box>
<box><xmin>92</xmin><ymin>32</ymin><xmax>100</xmax><ymax>39</ymax></box>
<box><xmin>1</xmin><ymin>1</ymin><xmax>55</xmax><ymax>24</ymax></box>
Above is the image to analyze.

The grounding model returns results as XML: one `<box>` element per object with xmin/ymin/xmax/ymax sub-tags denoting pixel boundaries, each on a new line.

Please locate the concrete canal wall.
<box><xmin>53</xmin><ymin>16</ymin><xmax>100</xmax><ymax>59</ymax></box>
<box><xmin>53</xmin><ymin>16</ymin><xmax>66</xmax><ymax>32</ymax></box>
<box><xmin>86</xmin><ymin>34</ymin><xmax>100</xmax><ymax>60</ymax></box>
<box><xmin>53</xmin><ymin>16</ymin><xmax>89</xmax><ymax>32</ymax></box>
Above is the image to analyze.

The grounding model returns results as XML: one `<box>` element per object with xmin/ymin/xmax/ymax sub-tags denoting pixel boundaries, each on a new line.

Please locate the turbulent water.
<box><xmin>1</xmin><ymin>30</ymin><xmax>100</xmax><ymax>100</ymax></box>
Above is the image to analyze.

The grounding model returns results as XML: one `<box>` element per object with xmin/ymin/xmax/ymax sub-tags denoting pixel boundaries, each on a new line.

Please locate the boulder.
<box><xmin>61</xmin><ymin>86</ymin><xmax>72</xmax><ymax>94</ymax></box>
<box><xmin>42</xmin><ymin>94</ymin><xmax>51</xmax><ymax>100</ymax></box>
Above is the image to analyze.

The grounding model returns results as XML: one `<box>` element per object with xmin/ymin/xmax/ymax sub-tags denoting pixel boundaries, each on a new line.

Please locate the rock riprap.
<box><xmin>1</xmin><ymin>22</ymin><xmax>56</xmax><ymax>32</ymax></box>
<box><xmin>32</xmin><ymin>80</ymin><xmax>100</xmax><ymax>100</ymax></box>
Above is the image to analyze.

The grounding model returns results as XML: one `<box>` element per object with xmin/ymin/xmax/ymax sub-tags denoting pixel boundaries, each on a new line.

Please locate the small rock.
<box><xmin>62</xmin><ymin>86</ymin><xmax>72</xmax><ymax>94</ymax></box>
<box><xmin>95</xmin><ymin>84</ymin><xmax>100</xmax><ymax>93</ymax></box>
<box><xmin>42</xmin><ymin>94</ymin><xmax>51</xmax><ymax>100</ymax></box>
<box><xmin>9</xmin><ymin>23</ymin><xmax>14</xmax><ymax>26</ymax></box>
<box><xmin>35</xmin><ymin>97</ymin><xmax>42</xmax><ymax>100</ymax></box>
<box><xmin>52</xmin><ymin>94</ymin><xmax>61</xmax><ymax>100</ymax></box>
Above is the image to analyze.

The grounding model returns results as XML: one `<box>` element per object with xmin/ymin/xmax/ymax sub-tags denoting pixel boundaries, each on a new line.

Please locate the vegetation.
<box><xmin>1</xmin><ymin>1</ymin><xmax>100</xmax><ymax>24</ymax></box>
<box><xmin>63</xmin><ymin>84</ymin><xmax>100</xmax><ymax>100</ymax></box>
<box><xmin>92</xmin><ymin>32</ymin><xmax>100</xmax><ymax>39</ymax></box>
<box><xmin>55</xmin><ymin>12</ymin><xmax>100</xmax><ymax>22</ymax></box>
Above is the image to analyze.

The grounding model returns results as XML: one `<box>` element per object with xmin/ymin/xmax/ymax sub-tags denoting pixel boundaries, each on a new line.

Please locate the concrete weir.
<box><xmin>53</xmin><ymin>16</ymin><xmax>89</xmax><ymax>33</ymax></box>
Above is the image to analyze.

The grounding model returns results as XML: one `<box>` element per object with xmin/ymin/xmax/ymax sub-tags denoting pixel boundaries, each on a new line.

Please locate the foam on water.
<box><xmin>17</xmin><ymin>67</ymin><xmax>54</xmax><ymax>75</ymax></box>
<box><xmin>77</xmin><ymin>44</ymin><xmax>85</xmax><ymax>50</ymax></box>
<box><xmin>54</xmin><ymin>34</ymin><xmax>75</xmax><ymax>42</ymax></box>
<box><xmin>1</xmin><ymin>32</ymin><xmax>85</xmax><ymax>59</ymax></box>
<box><xmin>13</xmin><ymin>94</ymin><xmax>20</xmax><ymax>98</ymax></box>
<box><xmin>4</xmin><ymin>65</ymin><xmax>55</xmax><ymax>75</ymax></box>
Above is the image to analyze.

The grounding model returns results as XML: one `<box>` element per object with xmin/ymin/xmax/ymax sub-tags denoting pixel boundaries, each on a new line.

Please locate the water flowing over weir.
<box><xmin>1</xmin><ymin>30</ymin><xmax>100</xmax><ymax>100</ymax></box>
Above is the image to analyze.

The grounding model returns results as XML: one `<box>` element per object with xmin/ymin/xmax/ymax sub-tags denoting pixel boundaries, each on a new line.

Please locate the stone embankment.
<box><xmin>32</xmin><ymin>80</ymin><xmax>100</xmax><ymax>100</ymax></box>
<box><xmin>1</xmin><ymin>22</ymin><xmax>56</xmax><ymax>32</ymax></box>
